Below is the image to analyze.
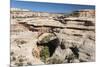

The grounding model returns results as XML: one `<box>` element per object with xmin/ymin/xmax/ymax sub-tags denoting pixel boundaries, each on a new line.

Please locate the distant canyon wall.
<box><xmin>11</xmin><ymin>8</ymin><xmax>95</xmax><ymax>18</ymax></box>
<box><xmin>10</xmin><ymin>8</ymin><xmax>63</xmax><ymax>18</ymax></box>
<box><xmin>69</xmin><ymin>10</ymin><xmax>95</xmax><ymax>18</ymax></box>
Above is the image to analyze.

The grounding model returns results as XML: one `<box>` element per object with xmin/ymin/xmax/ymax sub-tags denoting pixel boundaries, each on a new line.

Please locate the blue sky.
<box><xmin>10</xmin><ymin>0</ymin><xmax>95</xmax><ymax>13</ymax></box>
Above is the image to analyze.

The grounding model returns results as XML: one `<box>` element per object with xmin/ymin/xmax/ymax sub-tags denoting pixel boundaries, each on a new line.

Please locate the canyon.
<box><xmin>10</xmin><ymin>8</ymin><xmax>95</xmax><ymax>66</ymax></box>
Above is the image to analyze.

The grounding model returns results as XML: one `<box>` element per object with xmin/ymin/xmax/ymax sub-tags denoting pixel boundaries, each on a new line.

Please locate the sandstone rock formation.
<box><xmin>10</xmin><ymin>8</ymin><xmax>95</xmax><ymax>66</ymax></box>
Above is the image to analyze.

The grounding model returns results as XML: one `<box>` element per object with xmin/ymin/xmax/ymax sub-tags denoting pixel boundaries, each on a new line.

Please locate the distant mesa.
<box><xmin>10</xmin><ymin>8</ymin><xmax>30</xmax><ymax>11</ymax></box>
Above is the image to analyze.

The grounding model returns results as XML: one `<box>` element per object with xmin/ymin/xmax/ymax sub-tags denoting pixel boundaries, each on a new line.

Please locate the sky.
<box><xmin>10</xmin><ymin>0</ymin><xmax>95</xmax><ymax>13</ymax></box>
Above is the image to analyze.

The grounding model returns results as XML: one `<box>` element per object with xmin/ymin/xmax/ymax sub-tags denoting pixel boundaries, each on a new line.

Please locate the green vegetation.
<box><xmin>41</xmin><ymin>34</ymin><xmax>55</xmax><ymax>43</ymax></box>
<box><xmin>40</xmin><ymin>46</ymin><xmax>50</xmax><ymax>63</ymax></box>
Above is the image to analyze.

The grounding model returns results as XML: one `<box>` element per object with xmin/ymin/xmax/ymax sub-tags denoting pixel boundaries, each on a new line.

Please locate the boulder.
<box><xmin>71</xmin><ymin>59</ymin><xmax>80</xmax><ymax>63</ymax></box>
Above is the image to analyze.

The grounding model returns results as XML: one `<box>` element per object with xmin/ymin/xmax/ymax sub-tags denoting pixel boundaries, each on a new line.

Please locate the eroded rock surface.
<box><xmin>10</xmin><ymin>8</ymin><xmax>95</xmax><ymax>66</ymax></box>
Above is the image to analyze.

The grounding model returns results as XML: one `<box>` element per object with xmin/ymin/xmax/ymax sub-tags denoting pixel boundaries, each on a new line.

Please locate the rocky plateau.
<box><xmin>10</xmin><ymin>8</ymin><xmax>95</xmax><ymax>66</ymax></box>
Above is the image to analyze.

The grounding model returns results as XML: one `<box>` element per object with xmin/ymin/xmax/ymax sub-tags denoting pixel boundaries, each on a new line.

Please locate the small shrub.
<box><xmin>40</xmin><ymin>46</ymin><xmax>50</xmax><ymax>63</ymax></box>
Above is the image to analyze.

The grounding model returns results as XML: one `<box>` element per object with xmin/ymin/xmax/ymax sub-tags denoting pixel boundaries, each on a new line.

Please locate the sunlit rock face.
<box><xmin>69</xmin><ymin>10</ymin><xmax>95</xmax><ymax>18</ymax></box>
<box><xmin>10</xmin><ymin>8</ymin><xmax>95</xmax><ymax>66</ymax></box>
<box><xmin>78</xmin><ymin>10</ymin><xmax>95</xmax><ymax>18</ymax></box>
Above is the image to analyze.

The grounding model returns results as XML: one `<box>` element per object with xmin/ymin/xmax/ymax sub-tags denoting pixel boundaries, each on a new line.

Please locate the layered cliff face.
<box><xmin>10</xmin><ymin>8</ymin><xmax>95</xmax><ymax>66</ymax></box>
<box><xmin>69</xmin><ymin>10</ymin><xmax>95</xmax><ymax>18</ymax></box>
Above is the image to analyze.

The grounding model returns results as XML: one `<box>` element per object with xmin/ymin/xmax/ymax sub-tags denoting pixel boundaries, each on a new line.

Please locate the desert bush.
<box><xmin>40</xmin><ymin>46</ymin><xmax>50</xmax><ymax>63</ymax></box>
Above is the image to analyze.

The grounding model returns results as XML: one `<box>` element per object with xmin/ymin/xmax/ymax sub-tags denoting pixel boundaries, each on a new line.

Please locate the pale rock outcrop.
<box><xmin>10</xmin><ymin>8</ymin><xmax>95</xmax><ymax>66</ymax></box>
